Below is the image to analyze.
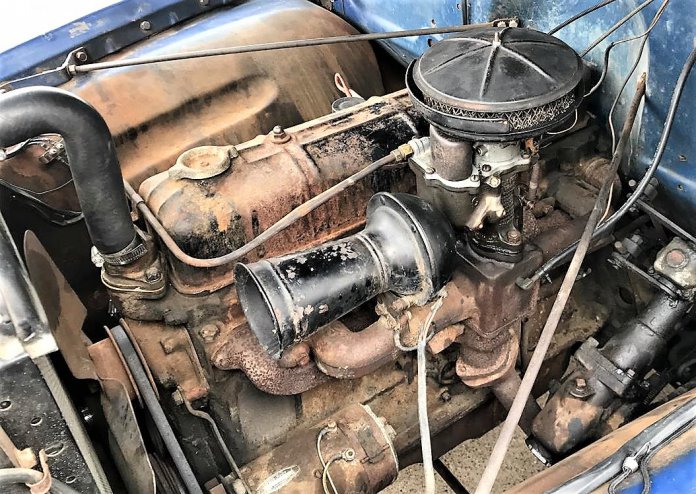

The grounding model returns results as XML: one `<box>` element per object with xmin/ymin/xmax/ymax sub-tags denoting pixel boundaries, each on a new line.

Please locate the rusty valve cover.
<box><xmin>138</xmin><ymin>93</ymin><xmax>419</xmax><ymax>294</ymax></box>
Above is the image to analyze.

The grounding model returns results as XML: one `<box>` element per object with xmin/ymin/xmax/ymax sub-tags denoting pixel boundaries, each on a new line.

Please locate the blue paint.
<box><xmin>617</xmin><ymin>446</ymin><xmax>696</xmax><ymax>494</ymax></box>
<box><xmin>334</xmin><ymin>0</ymin><xmax>464</xmax><ymax>63</ymax></box>
<box><xmin>0</xmin><ymin>0</ymin><xmax>235</xmax><ymax>82</ymax></box>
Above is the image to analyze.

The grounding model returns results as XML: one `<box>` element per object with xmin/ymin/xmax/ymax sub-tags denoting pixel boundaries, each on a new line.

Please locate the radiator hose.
<box><xmin>0</xmin><ymin>87</ymin><xmax>143</xmax><ymax>265</ymax></box>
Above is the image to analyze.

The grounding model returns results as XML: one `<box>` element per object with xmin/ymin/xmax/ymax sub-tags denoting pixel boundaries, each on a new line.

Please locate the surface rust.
<box><xmin>138</xmin><ymin>92</ymin><xmax>417</xmax><ymax>293</ymax></box>
<box><xmin>241</xmin><ymin>404</ymin><xmax>397</xmax><ymax>494</ymax></box>
<box><xmin>212</xmin><ymin>325</ymin><xmax>330</xmax><ymax>395</ymax></box>
<box><xmin>509</xmin><ymin>388</ymin><xmax>696</xmax><ymax>494</ymax></box>
<box><xmin>309</xmin><ymin>320</ymin><xmax>400</xmax><ymax>379</ymax></box>
<box><xmin>62</xmin><ymin>1</ymin><xmax>385</xmax><ymax>189</ymax></box>
<box><xmin>124</xmin><ymin>319</ymin><xmax>209</xmax><ymax>402</ymax></box>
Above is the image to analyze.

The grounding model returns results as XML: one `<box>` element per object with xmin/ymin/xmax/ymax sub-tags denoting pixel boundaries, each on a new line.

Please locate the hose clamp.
<box><xmin>98</xmin><ymin>235</ymin><xmax>148</xmax><ymax>266</ymax></box>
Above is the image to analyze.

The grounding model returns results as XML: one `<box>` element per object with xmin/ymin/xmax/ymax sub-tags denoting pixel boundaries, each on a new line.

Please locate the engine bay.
<box><xmin>1</xmin><ymin>1</ymin><xmax>696</xmax><ymax>493</ymax></box>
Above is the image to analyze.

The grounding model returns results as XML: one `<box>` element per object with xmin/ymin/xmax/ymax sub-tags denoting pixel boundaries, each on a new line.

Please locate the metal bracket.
<box><xmin>0</xmin><ymin>47</ymin><xmax>88</xmax><ymax>93</ymax></box>
<box><xmin>575</xmin><ymin>338</ymin><xmax>635</xmax><ymax>397</ymax></box>
<box><xmin>408</xmin><ymin>137</ymin><xmax>480</xmax><ymax>192</ymax></box>
<box><xmin>609</xmin><ymin>252</ymin><xmax>682</xmax><ymax>300</ymax></box>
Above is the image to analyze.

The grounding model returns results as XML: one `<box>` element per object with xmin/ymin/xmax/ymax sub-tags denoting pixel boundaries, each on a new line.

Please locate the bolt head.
<box><xmin>487</xmin><ymin>175</ymin><xmax>501</xmax><ymax>188</ymax></box>
<box><xmin>569</xmin><ymin>376</ymin><xmax>593</xmax><ymax>399</ymax></box>
<box><xmin>145</xmin><ymin>266</ymin><xmax>161</xmax><ymax>283</ymax></box>
<box><xmin>140</xmin><ymin>20</ymin><xmax>152</xmax><ymax>31</ymax></box>
<box><xmin>482</xmin><ymin>164</ymin><xmax>492</xmax><ymax>172</ymax></box>
<box><xmin>199</xmin><ymin>323</ymin><xmax>220</xmax><ymax>342</ymax></box>
<box><xmin>161</xmin><ymin>338</ymin><xmax>176</xmax><ymax>354</ymax></box>
<box><xmin>271</xmin><ymin>125</ymin><xmax>289</xmax><ymax>143</ymax></box>
<box><xmin>507</xmin><ymin>229</ymin><xmax>522</xmax><ymax>244</ymax></box>
<box><xmin>75</xmin><ymin>51</ymin><xmax>88</xmax><ymax>62</ymax></box>
<box><xmin>665</xmin><ymin>248</ymin><xmax>688</xmax><ymax>268</ymax></box>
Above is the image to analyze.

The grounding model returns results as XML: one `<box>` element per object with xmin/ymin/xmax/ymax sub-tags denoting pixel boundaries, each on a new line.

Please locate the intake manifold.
<box><xmin>235</xmin><ymin>192</ymin><xmax>456</xmax><ymax>358</ymax></box>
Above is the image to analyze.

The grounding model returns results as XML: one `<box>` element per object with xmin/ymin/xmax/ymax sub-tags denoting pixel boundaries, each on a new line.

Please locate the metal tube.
<box><xmin>548</xmin><ymin>0</ymin><xmax>618</xmax><ymax>35</ymax></box>
<box><xmin>490</xmin><ymin>370</ymin><xmax>540</xmax><ymax>436</ymax></box>
<box><xmin>474</xmin><ymin>74</ymin><xmax>647</xmax><ymax>494</ymax></box>
<box><xmin>521</xmin><ymin>44</ymin><xmax>696</xmax><ymax>290</ymax></box>
<box><xmin>0</xmin><ymin>468</ymin><xmax>79</xmax><ymax>494</ymax></box>
<box><xmin>70</xmin><ymin>23</ymin><xmax>502</xmax><ymax>74</ymax></box>
<box><xmin>235</xmin><ymin>192</ymin><xmax>456</xmax><ymax>357</ymax></box>
<box><xmin>126</xmin><ymin>148</ymin><xmax>407</xmax><ymax>268</ymax></box>
<box><xmin>579</xmin><ymin>0</ymin><xmax>655</xmax><ymax>57</ymax></box>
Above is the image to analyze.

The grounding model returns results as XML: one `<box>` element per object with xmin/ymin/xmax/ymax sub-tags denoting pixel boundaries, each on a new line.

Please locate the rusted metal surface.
<box><xmin>23</xmin><ymin>230</ymin><xmax>96</xmax><ymax>380</ymax></box>
<box><xmin>0</xmin><ymin>0</ymin><xmax>387</xmax><ymax>319</ymax></box>
<box><xmin>427</xmin><ymin>323</ymin><xmax>465</xmax><ymax>355</ymax></box>
<box><xmin>447</xmin><ymin>244</ymin><xmax>541</xmax><ymax>389</ymax></box>
<box><xmin>61</xmin><ymin>1</ymin><xmax>385</xmax><ymax>189</ymax></box>
<box><xmin>138</xmin><ymin>92</ymin><xmax>418</xmax><ymax>293</ymax></box>
<box><xmin>456</xmin><ymin>245</ymin><xmax>543</xmax><ymax>340</ymax></box>
<box><xmin>509</xmin><ymin>388</ymin><xmax>696</xmax><ymax>494</ymax></box>
<box><xmin>531</xmin><ymin>370</ymin><xmax>606</xmax><ymax>454</ymax></box>
<box><xmin>87</xmin><ymin>339</ymin><xmax>137</xmax><ymax>401</ymax></box>
<box><xmin>490</xmin><ymin>370</ymin><xmax>541</xmax><ymax>435</ymax></box>
<box><xmin>0</xmin><ymin>423</ymin><xmax>36</xmax><ymax>468</ymax></box>
<box><xmin>521</xmin><ymin>278</ymin><xmax>610</xmax><ymax>368</ymax></box>
<box><xmin>309</xmin><ymin>320</ymin><xmax>400</xmax><ymax>379</ymax></box>
<box><xmin>386</xmin><ymin>279</ymin><xmax>477</xmax><ymax>349</ymax></box>
<box><xmin>212</xmin><ymin>325</ymin><xmax>330</xmax><ymax>395</ymax></box>
<box><xmin>456</xmin><ymin>326</ymin><xmax>519</xmax><ymax>388</ymax></box>
<box><xmin>0</xmin><ymin>135</ymin><xmax>79</xmax><ymax>212</ymax></box>
<box><xmin>240</xmin><ymin>404</ymin><xmax>398</xmax><ymax>494</ymax></box>
<box><xmin>123</xmin><ymin>319</ymin><xmax>209</xmax><ymax>402</ymax></box>
<box><xmin>101</xmin><ymin>230</ymin><xmax>167</xmax><ymax>306</ymax></box>
<box><xmin>277</xmin><ymin>342</ymin><xmax>311</xmax><ymax>369</ymax></box>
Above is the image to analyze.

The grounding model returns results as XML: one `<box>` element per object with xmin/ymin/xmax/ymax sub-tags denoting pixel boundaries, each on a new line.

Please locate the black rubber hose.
<box><xmin>0</xmin><ymin>467</ymin><xmax>79</xmax><ymax>494</ymax></box>
<box><xmin>0</xmin><ymin>87</ymin><xmax>138</xmax><ymax>258</ymax></box>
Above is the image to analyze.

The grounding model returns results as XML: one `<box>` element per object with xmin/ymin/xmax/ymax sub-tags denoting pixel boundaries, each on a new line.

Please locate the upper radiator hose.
<box><xmin>0</xmin><ymin>87</ymin><xmax>142</xmax><ymax>264</ymax></box>
<box><xmin>235</xmin><ymin>192</ymin><xmax>456</xmax><ymax>358</ymax></box>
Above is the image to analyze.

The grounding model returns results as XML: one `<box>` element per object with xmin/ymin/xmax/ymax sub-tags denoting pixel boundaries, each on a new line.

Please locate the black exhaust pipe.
<box><xmin>235</xmin><ymin>192</ymin><xmax>456</xmax><ymax>358</ymax></box>
<box><xmin>0</xmin><ymin>87</ymin><xmax>143</xmax><ymax>265</ymax></box>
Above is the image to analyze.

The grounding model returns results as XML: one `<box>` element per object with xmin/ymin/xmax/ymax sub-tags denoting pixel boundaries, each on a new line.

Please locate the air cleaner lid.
<box><xmin>407</xmin><ymin>27</ymin><xmax>585</xmax><ymax>140</ymax></box>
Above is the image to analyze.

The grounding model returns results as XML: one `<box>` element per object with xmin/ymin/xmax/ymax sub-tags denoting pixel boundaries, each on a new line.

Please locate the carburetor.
<box><xmin>406</xmin><ymin>27</ymin><xmax>584</xmax><ymax>261</ymax></box>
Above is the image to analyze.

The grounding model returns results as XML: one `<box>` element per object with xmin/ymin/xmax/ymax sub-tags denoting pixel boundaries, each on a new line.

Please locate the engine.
<box><xmin>1</xmin><ymin>3</ymin><xmax>696</xmax><ymax>494</ymax></box>
<box><xmin>96</xmin><ymin>26</ymin><xmax>605</xmax><ymax>491</ymax></box>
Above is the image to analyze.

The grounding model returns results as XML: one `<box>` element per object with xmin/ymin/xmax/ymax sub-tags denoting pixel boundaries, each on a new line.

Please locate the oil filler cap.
<box><xmin>169</xmin><ymin>145</ymin><xmax>237</xmax><ymax>180</ymax></box>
